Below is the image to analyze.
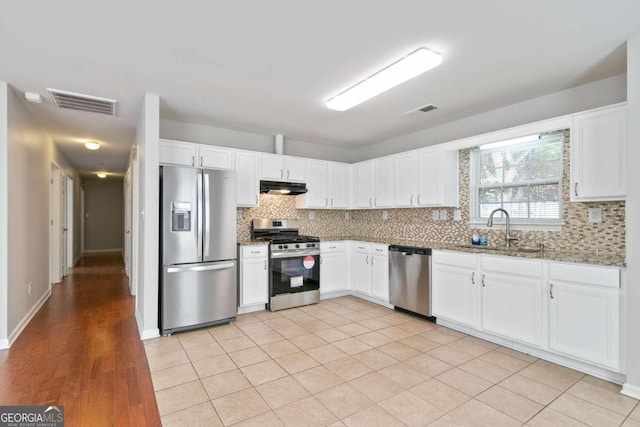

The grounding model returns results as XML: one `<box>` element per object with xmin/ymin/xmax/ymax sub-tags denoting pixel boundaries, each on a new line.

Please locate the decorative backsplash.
<box><xmin>238</xmin><ymin>130</ymin><xmax>625</xmax><ymax>254</ymax></box>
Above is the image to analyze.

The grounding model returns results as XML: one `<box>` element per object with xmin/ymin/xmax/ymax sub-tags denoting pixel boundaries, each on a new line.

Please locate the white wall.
<box><xmin>623</xmin><ymin>35</ymin><xmax>640</xmax><ymax>399</ymax></box>
<box><xmin>160</xmin><ymin>119</ymin><xmax>352</xmax><ymax>162</ymax></box>
<box><xmin>0</xmin><ymin>84</ymin><xmax>76</xmax><ymax>347</ymax></box>
<box><xmin>135</xmin><ymin>94</ymin><xmax>160</xmax><ymax>339</ymax></box>
<box><xmin>0</xmin><ymin>83</ymin><xmax>8</xmax><ymax>347</ymax></box>
<box><xmin>83</xmin><ymin>178</ymin><xmax>124</xmax><ymax>251</ymax></box>
<box><xmin>352</xmin><ymin>74</ymin><xmax>627</xmax><ymax>161</ymax></box>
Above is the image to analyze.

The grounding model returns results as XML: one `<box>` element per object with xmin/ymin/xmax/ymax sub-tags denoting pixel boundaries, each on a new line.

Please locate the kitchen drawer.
<box><xmin>433</xmin><ymin>250</ymin><xmax>477</xmax><ymax>269</ymax></box>
<box><xmin>481</xmin><ymin>255</ymin><xmax>542</xmax><ymax>278</ymax></box>
<box><xmin>241</xmin><ymin>245</ymin><xmax>268</xmax><ymax>258</ymax></box>
<box><xmin>321</xmin><ymin>241</ymin><xmax>346</xmax><ymax>253</ymax></box>
<box><xmin>549</xmin><ymin>262</ymin><xmax>620</xmax><ymax>289</ymax></box>
<box><xmin>353</xmin><ymin>242</ymin><xmax>370</xmax><ymax>254</ymax></box>
<box><xmin>371</xmin><ymin>244</ymin><xmax>388</xmax><ymax>256</ymax></box>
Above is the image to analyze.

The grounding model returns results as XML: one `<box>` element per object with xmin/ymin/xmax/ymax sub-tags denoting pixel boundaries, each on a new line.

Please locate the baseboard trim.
<box><xmin>83</xmin><ymin>248</ymin><xmax>123</xmax><ymax>254</ymax></box>
<box><xmin>140</xmin><ymin>328</ymin><xmax>160</xmax><ymax>340</ymax></box>
<box><xmin>7</xmin><ymin>289</ymin><xmax>51</xmax><ymax>347</ymax></box>
<box><xmin>621</xmin><ymin>383</ymin><xmax>640</xmax><ymax>400</ymax></box>
<box><xmin>238</xmin><ymin>305</ymin><xmax>266</xmax><ymax>314</ymax></box>
<box><xmin>347</xmin><ymin>291</ymin><xmax>394</xmax><ymax>309</ymax></box>
<box><xmin>0</xmin><ymin>338</ymin><xmax>9</xmax><ymax>350</ymax></box>
<box><xmin>320</xmin><ymin>290</ymin><xmax>350</xmax><ymax>300</ymax></box>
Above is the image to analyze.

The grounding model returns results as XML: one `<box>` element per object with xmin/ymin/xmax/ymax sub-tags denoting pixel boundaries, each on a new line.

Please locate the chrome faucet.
<box><xmin>487</xmin><ymin>208</ymin><xmax>518</xmax><ymax>248</ymax></box>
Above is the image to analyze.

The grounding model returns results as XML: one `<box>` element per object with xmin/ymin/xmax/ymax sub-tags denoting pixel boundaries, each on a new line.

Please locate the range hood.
<box><xmin>260</xmin><ymin>180</ymin><xmax>308</xmax><ymax>195</ymax></box>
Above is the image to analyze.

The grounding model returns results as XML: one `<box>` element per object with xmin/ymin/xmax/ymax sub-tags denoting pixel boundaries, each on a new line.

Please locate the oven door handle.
<box><xmin>271</xmin><ymin>251</ymin><xmax>320</xmax><ymax>259</ymax></box>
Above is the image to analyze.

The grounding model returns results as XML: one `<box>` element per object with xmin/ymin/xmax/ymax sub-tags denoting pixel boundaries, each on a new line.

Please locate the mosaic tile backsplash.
<box><xmin>238</xmin><ymin>130</ymin><xmax>625</xmax><ymax>255</ymax></box>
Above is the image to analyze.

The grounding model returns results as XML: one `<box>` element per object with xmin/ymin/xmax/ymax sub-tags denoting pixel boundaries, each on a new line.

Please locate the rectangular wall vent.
<box><xmin>402</xmin><ymin>103</ymin><xmax>439</xmax><ymax>116</ymax></box>
<box><xmin>47</xmin><ymin>88</ymin><xmax>117</xmax><ymax>116</ymax></box>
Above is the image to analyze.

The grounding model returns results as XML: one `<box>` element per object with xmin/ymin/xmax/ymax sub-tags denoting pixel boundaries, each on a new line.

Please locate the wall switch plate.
<box><xmin>344</xmin><ymin>212</ymin><xmax>350</xmax><ymax>220</ymax></box>
<box><xmin>588</xmin><ymin>207</ymin><xmax>602</xmax><ymax>223</ymax></box>
<box><xmin>236</xmin><ymin>209</ymin><xmax>243</xmax><ymax>219</ymax></box>
<box><xmin>308</xmin><ymin>210</ymin><xmax>315</xmax><ymax>220</ymax></box>
<box><xmin>432</xmin><ymin>210</ymin><xmax>440</xmax><ymax>221</ymax></box>
<box><xmin>453</xmin><ymin>209</ymin><xmax>462</xmax><ymax>221</ymax></box>
<box><xmin>439</xmin><ymin>209</ymin><xmax>448</xmax><ymax>220</ymax></box>
<box><xmin>382</xmin><ymin>210</ymin><xmax>388</xmax><ymax>220</ymax></box>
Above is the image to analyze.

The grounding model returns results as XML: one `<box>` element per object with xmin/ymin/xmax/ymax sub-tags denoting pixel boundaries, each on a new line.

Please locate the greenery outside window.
<box><xmin>470</xmin><ymin>131</ymin><xmax>564</xmax><ymax>228</ymax></box>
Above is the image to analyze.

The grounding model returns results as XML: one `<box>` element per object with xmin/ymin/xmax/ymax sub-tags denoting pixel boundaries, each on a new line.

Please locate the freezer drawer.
<box><xmin>161</xmin><ymin>260</ymin><xmax>237</xmax><ymax>334</ymax></box>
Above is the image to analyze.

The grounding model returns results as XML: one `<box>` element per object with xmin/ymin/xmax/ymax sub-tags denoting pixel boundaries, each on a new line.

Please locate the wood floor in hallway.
<box><xmin>0</xmin><ymin>252</ymin><xmax>161</xmax><ymax>426</ymax></box>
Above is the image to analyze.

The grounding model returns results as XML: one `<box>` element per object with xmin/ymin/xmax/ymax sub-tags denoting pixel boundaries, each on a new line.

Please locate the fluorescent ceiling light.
<box><xmin>85</xmin><ymin>141</ymin><xmax>100</xmax><ymax>150</ymax></box>
<box><xmin>326</xmin><ymin>48</ymin><xmax>443</xmax><ymax>111</ymax></box>
<box><xmin>97</xmin><ymin>172</ymin><xmax>107</xmax><ymax>178</ymax></box>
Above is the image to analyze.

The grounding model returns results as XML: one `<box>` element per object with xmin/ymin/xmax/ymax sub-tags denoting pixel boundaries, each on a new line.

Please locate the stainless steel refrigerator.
<box><xmin>160</xmin><ymin>165</ymin><xmax>237</xmax><ymax>335</ymax></box>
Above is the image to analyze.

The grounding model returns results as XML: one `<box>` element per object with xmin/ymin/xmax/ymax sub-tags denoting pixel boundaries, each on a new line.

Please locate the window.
<box><xmin>471</xmin><ymin>131</ymin><xmax>564</xmax><ymax>225</ymax></box>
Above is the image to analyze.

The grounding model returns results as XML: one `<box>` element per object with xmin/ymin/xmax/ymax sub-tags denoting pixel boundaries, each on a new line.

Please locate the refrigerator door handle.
<box><xmin>166</xmin><ymin>262</ymin><xmax>235</xmax><ymax>273</ymax></box>
<box><xmin>197</xmin><ymin>171</ymin><xmax>203</xmax><ymax>259</ymax></box>
<box><xmin>204</xmin><ymin>172</ymin><xmax>211</xmax><ymax>257</ymax></box>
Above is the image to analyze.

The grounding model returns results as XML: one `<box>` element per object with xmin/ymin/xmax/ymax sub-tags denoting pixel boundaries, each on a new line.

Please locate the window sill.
<box><xmin>469</xmin><ymin>218</ymin><xmax>563</xmax><ymax>232</ymax></box>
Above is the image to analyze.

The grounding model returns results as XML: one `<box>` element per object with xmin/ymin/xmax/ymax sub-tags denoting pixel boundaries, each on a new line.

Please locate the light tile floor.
<box><xmin>144</xmin><ymin>296</ymin><xmax>640</xmax><ymax>426</ymax></box>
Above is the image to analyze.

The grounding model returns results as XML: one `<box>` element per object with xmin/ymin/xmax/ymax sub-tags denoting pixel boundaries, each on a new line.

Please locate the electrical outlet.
<box><xmin>308</xmin><ymin>210</ymin><xmax>315</xmax><ymax>220</ymax></box>
<box><xmin>28</xmin><ymin>282</ymin><xmax>32</xmax><ymax>295</ymax></box>
<box><xmin>432</xmin><ymin>210</ymin><xmax>440</xmax><ymax>221</ymax></box>
<box><xmin>236</xmin><ymin>209</ymin><xmax>243</xmax><ymax>219</ymax></box>
<box><xmin>453</xmin><ymin>209</ymin><xmax>462</xmax><ymax>221</ymax></box>
<box><xmin>382</xmin><ymin>210</ymin><xmax>388</xmax><ymax>220</ymax></box>
<box><xmin>439</xmin><ymin>209</ymin><xmax>448</xmax><ymax>220</ymax></box>
<box><xmin>588</xmin><ymin>207</ymin><xmax>602</xmax><ymax>223</ymax></box>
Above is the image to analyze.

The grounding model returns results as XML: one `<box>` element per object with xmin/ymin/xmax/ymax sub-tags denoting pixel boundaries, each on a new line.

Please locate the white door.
<box><xmin>241</xmin><ymin>257</ymin><xmax>269</xmax><ymax>306</ymax></box>
<box><xmin>355</xmin><ymin>161</ymin><xmax>374</xmax><ymax>208</ymax></box>
<box><xmin>373</xmin><ymin>157</ymin><xmax>394</xmax><ymax>207</ymax></box>
<box><xmin>394</xmin><ymin>152</ymin><xmax>417</xmax><ymax>207</ymax></box>
<box><xmin>320</xmin><ymin>251</ymin><xmax>348</xmax><ymax>294</ymax></box>
<box><xmin>236</xmin><ymin>151</ymin><xmax>260</xmax><ymax>207</ymax></box>
<box><xmin>124</xmin><ymin>169</ymin><xmax>132</xmax><ymax>278</ymax></box>
<box><xmin>284</xmin><ymin>157</ymin><xmax>306</xmax><ymax>182</ymax></box>
<box><xmin>352</xmin><ymin>251</ymin><xmax>371</xmax><ymax>295</ymax></box>
<box><xmin>481</xmin><ymin>272</ymin><xmax>543</xmax><ymax>346</ymax></box>
<box><xmin>49</xmin><ymin>163</ymin><xmax>63</xmax><ymax>285</ymax></box>
<box><xmin>200</xmin><ymin>146</ymin><xmax>234</xmax><ymax>169</ymax></box>
<box><xmin>548</xmin><ymin>281</ymin><xmax>620</xmax><ymax>369</ymax></box>
<box><xmin>261</xmin><ymin>154</ymin><xmax>285</xmax><ymax>180</ymax></box>
<box><xmin>158</xmin><ymin>140</ymin><xmax>198</xmax><ymax>166</ymax></box>
<box><xmin>371</xmin><ymin>253</ymin><xmax>389</xmax><ymax>302</ymax></box>
<box><xmin>417</xmin><ymin>147</ymin><xmax>442</xmax><ymax>206</ymax></box>
<box><xmin>306</xmin><ymin>160</ymin><xmax>329</xmax><ymax>207</ymax></box>
<box><xmin>432</xmin><ymin>263</ymin><xmax>478</xmax><ymax>328</ymax></box>
<box><xmin>329</xmin><ymin>163</ymin><xmax>350</xmax><ymax>208</ymax></box>
<box><xmin>64</xmin><ymin>175</ymin><xmax>74</xmax><ymax>272</ymax></box>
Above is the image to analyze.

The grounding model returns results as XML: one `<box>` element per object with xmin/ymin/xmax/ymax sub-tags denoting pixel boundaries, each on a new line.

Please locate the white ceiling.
<box><xmin>1</xmin><ymin>1</ymin><xmax>639</xmax><ymax>176</ymax></box>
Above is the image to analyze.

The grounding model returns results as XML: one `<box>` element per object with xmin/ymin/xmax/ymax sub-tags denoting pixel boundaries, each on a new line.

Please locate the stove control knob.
<box><xmin>295</xmin><ymin>244</ymin><xmax>300</xmax><ymax>248</ymax></box>
<box><xmin>278</xmin><ymin>245</ymin><xmax>283</xmax><ymax>249</ymax></box>
<box><xmin>307</xmin><ymin>243</ymin><xmax>313</xmax><ymax>248</ymax></box>
<box><xmin>283</xmin><ymin>245</ymin><xmax>288</xmax><ymax>249</ymax></box>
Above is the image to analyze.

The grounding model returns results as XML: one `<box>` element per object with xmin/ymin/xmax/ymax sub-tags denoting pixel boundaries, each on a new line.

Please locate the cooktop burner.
<box><xmin>251</xmin><ymin>219</ymin><xmax>320</xmax><ymax>244</ymax></box>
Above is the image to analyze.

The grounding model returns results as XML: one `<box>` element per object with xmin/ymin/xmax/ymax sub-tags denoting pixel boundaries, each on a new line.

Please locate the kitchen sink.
<box><xmin>454</xmin><ymin>244</ymin><xmax>542</xmax><ymax>254</ymax></box>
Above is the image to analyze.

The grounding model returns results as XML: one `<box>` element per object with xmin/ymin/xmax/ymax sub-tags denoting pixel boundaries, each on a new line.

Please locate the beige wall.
<box><xmin>83</xmin><ymin>178</ymin><xmax>124</xmax><ymax>251</ymax></box>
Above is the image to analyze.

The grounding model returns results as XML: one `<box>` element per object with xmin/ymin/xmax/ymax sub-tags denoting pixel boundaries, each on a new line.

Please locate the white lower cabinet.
<box><xmin>432</xmin><ymin>251</ymin><xmax>479</xmax><ymax>328</ymax></box>
<box><xmin>350</xmin><ymin>242</ymin><xmax>389</xmax><ymax>302</ymax></box>
<box><xmin>320</xmin><ymin>242</ymin><xmax>349</xmax><ymax>294</ymax></box>
<box><xmin>433</xmin><ymin>250</ymin><xmax>622</xmax><ymax>373</ymax></box>
<box><xmin>480</xmin><ymin>256</ymin><xmax>543</xmax><ymax>347</ymax></box>
<box><xmin>548</xmin><ymin>262</ymin><xmax>620</xmax><ymax>370</ymax></box>
<box><xmin>238</xmin><ymin>245</ymin><xmax>269</xmax><ymax>308</ymax></box>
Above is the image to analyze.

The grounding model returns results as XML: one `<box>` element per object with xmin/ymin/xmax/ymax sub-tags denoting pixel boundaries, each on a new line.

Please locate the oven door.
<box><xmin>270</xmin><ymin>251</ymin><xmax>320</xmax><ymax>296</ymax></box>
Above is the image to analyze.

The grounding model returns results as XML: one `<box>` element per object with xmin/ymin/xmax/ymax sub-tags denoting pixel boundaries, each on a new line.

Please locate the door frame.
<box><xmin>65</xmin><ymin>175</ymin><xmax>74</xmax><ymax>270</ymax></box>
<box><xmin>49</xmin><ymin>162</ymin><xmax>63</xmax><ymax>286</ymax></box>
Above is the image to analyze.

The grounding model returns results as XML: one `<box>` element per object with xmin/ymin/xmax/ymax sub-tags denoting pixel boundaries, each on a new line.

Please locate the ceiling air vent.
<box><xmin>47</xmin><ymin>88</ymin><xmax>117</xmax><ymax>116</ymax></box>
<box><xmin>402</xmin><ymin>103</ymin><xmax>439</xmax><ymax>116</ymax></box>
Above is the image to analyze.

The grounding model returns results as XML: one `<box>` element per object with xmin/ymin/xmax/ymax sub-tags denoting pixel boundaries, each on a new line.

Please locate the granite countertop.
<box><xmin>316</xmin><ymin>235</ymin><xmax>625</xmax><ymax>267</ymax></box>
<box><xmin>237</xmin><ymin>240</ymin><xmax>269</xmax><ymax>246</ymax></box>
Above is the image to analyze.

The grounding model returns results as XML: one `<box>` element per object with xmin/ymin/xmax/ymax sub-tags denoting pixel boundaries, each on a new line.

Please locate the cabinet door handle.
<box><xmin>550</xmin><ymin>283</ymin><xmax>554</xmax><ymax>299</ymax></box>
<box><xmin>482</xmin><ymin>274</ymin><xmax>485</xmax><ymax>287</ymax></box>
<box><xmin>255</xmin><ymin>194</ymin><xmax>258</xmax><ymax>204</ymax></box>
<box><xmin>374</xmin><ymin>197</ymin><xmax>377</xmax><ymax>206</ymax></box>
<box><xmin>471</xmin><ymin>272</ymin><xmax>475</xmax><ymax>284</ymax></box>
<box><xmin>325</xmin><ymin>198</ymin><xmax>328</xmax><ymax>206</ymax></box>
<box><xmin>264</xmin><ymin>260</ymin><xmax>267</xmax><ymax>270</ymax></box>
<box><xmin>191</xmin><ymin>156</ymin><xmax>195</xmax><ymax>167</ymax></box>
<box><xmin>329</xmin><ymin>245</ymin><xmax>336</xmax><ymax>249</ymax></box>
<box><xmin>410</xmin><ymin>195</ymin><xmax>414</xmax><ymax>205</ymax></box>
<box><xmin>280</xmin><ymin>169</ymin><xmax>284</xmax><ymax>179</ymax></box>
<box><xmin>417</xmin><ymin>195</ymin><xmax>421</xmax><ymax>205</ymax></box>
<box><xmin>250</xmin><ymin>250</ymin><xmax>260</xmax><ymax>254</ymax></box>
<box><xmin>574</xmin><ymin>183</ymin><xmax>579</xmax><ymax>197</ymax></box>
<box><xmin>366</xmin><ymin>255</ymin><xmax>369</xmax><ymax>264</ymax></box>
<box><xmin>200</xmin><ymin>156</ymin><xmax>203</xmax><ymax>167</ymax></box>
<box><xmin>287</xmin><ymin>170</ymin><xmax>290</xmax><ymax>179</ymax></box>
<box><xmin>369</xmin><ymin>197</ymin><xmax>372</xmax><ymax>207</ymax></box>
<box><xmin>371</xmin><ymin>257</ymin><xmax>374</xmax><ymax>266</ymax></box>
<box><xmin>331</xmin><ymin>198</ymin><xmax>333</xmax><ymax>207</ymax></box>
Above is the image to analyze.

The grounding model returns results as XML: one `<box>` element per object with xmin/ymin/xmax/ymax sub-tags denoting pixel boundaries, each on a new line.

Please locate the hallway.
<box><xmin>0</xmin><ymin>253</ymin><xmax>161</xmax><ymax>426</ymax></box>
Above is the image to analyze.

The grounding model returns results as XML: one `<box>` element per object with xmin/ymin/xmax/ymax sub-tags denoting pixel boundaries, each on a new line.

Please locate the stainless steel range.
<box><xmin>252</xmin><ymin>219</ymin><xmax>320</xmax><ymax>311</ymax></box>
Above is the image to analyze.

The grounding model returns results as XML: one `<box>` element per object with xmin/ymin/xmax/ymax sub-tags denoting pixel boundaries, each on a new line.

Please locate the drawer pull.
<box><xmin>550</xmin><ymin>283</ymin><xmax>554</xmax><ymax>299</ymax></box>
<box><xmin>471</xmin><ymin>272</ymin><xmax>475</xmax><ymax>285</ymax></box>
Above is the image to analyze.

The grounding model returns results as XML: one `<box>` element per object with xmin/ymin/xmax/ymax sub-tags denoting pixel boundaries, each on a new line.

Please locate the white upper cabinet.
<box><xmin>355</xmin><ymin>161</ymin><xmax>375</xmax><ymax>208</ymax></box>
<box><xmin>159</xmin><ymin>139</ymin><xmax>198</xmax><ymax>166</ymax></box>
<box><xmin>373</xmin><ymin>157</ymin><xmax>394</xmax><ymax>208</ymax></box>
<box><xmin>159</xmin><ymin>139</ymin><xmax>234</xmax><ymax>169</ymax></box>
<box><xmin>571</xmin><ymin>103</ymin><xmax>627</xmax><ymax>201</ymax></box>
<box><xmin>416</xmin><ymin>146</ymin><xmax>458</xmax><ymax>207</ymax></box>
<box><xmin>261</xmin><ymin>154</ymin><xmax>306</xmax><ymax>182</ymax></box>
<box><xmin>296</xmin><ymin>160</ymin><xmax>350</xmax><ymax>209</ymax></box>
<box><xmin>235</xmin><ymin>150</ymin><xmax>260</xmax><ymax>207</ymax></box>
<box><xmin>394</xmin><ymin>152</ymin><xmax>417</xmax><ymax>207</ymax></box>
<box><xmin>199</xmin><ymin>145</ymin><xmax>234</xmax><ymax>169</ymax></box>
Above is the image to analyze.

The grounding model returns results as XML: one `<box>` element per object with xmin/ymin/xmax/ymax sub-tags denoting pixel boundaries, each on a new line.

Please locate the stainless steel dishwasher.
<box><xmin>389</xmin><ymin>245</ymin><xmax>433</xmax><ymax>318</ymax></box>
